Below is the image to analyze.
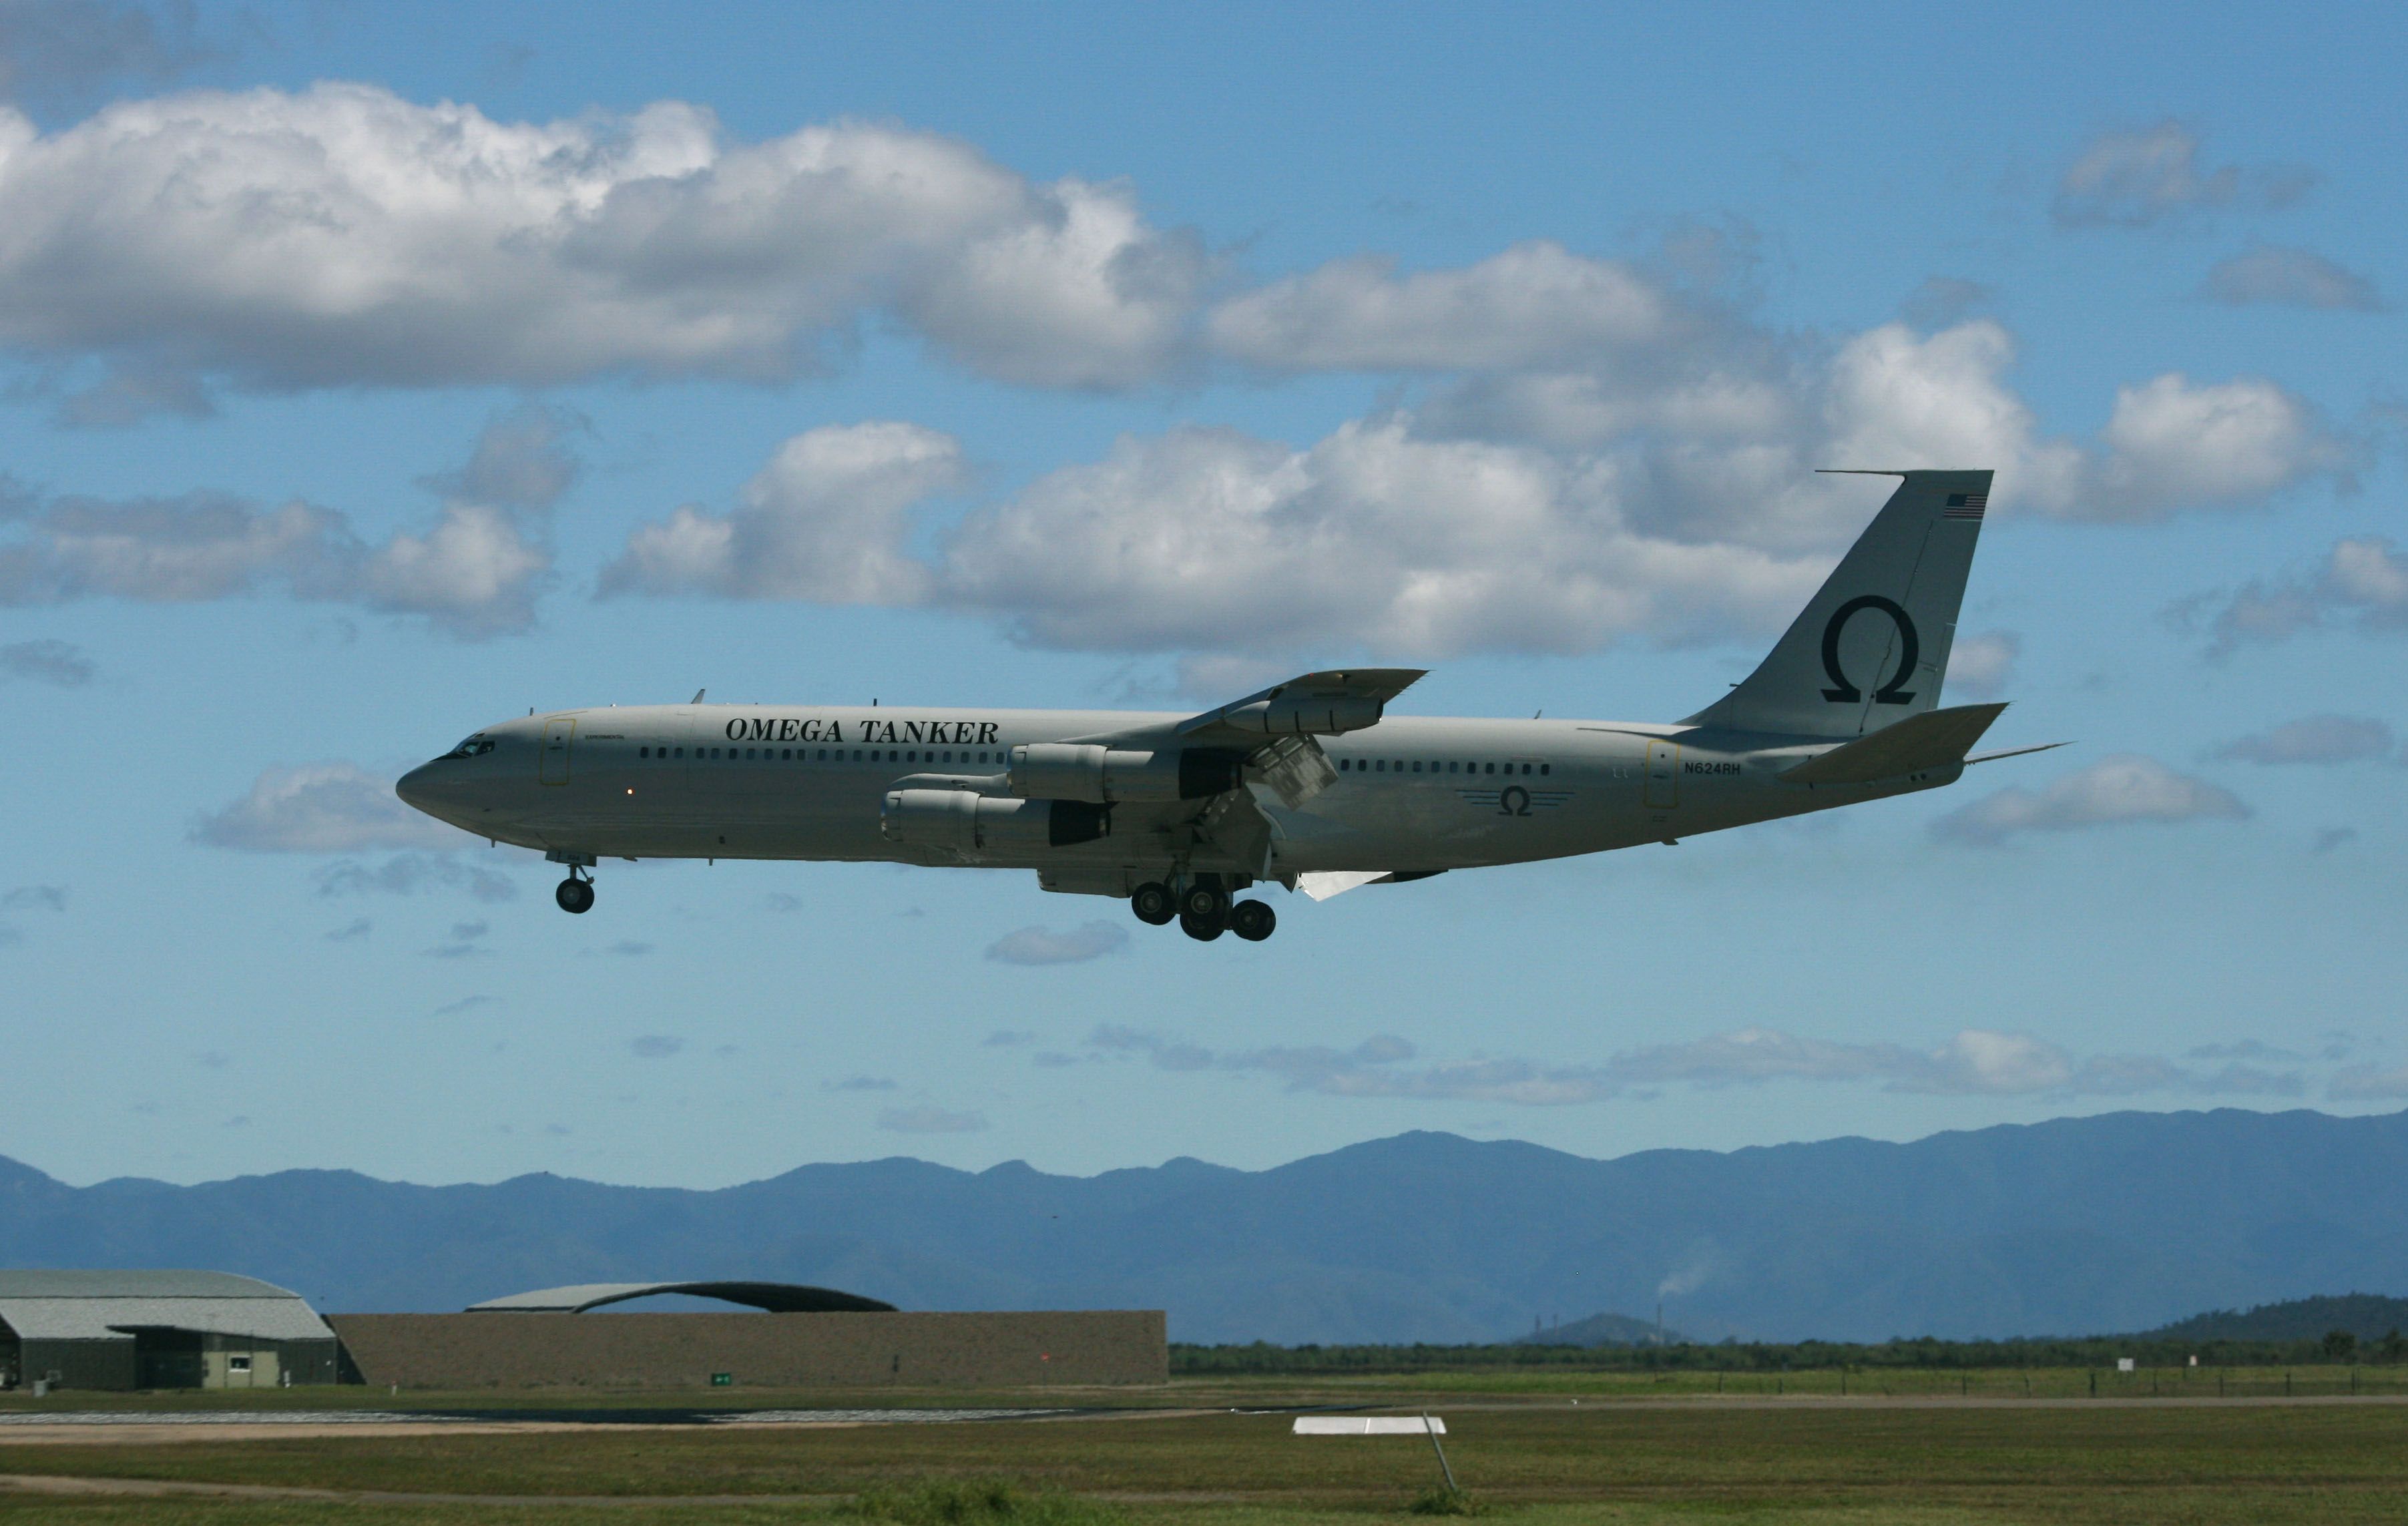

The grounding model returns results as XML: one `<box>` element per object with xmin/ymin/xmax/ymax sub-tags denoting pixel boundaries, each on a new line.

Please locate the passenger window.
<box><xmin>1521</xmin><ymin>763</ymin><xmax>1532</xmax><ymax>774</ymax></box>
<box><xmin>1541</xmin><ymin>763</ymin><xmax>1551</xmax><ymax>775</ymax></box>
<box><xmin>1374</xmin><ymin>760</ymin><xmax>1385</xmax><ymax>772</ymax></box>
<box><xmin>639</xmin><ymin>746</ymin><xmax>648</xmax><ymax>758</ymax></box>
<box><xmin>674</xmin><ymin>748</ymin><xmax>684</xmax><ymax>759</ymax></box>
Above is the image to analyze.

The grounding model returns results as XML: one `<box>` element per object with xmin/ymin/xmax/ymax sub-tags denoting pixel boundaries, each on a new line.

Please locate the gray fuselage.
<box><xmin>395</xmin><ymin>703</ymin><xmax>1951</xmax><ymax>888</ymax></box>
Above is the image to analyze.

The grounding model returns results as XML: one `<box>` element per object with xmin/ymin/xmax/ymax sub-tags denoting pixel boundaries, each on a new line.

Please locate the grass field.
<box><xmin>3</xmin><ymin>1376</ymin><xmax>2405</xmax><ymax>1523</ymax></box>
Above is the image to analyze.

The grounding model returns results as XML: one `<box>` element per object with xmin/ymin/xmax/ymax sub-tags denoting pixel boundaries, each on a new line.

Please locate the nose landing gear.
<box><xmin>547</xmin><ymin>851</ymin><xmax>595</xmax><ymax>915</ymax></box>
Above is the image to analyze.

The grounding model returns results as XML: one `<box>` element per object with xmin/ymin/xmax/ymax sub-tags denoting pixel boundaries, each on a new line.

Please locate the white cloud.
<box><xmin>943</xmin><ymin>418</ymin><xmax>1828</xmax><ymax>656</ymax></box>
<box><xmin>616</xmin><ymin>333</ymin><xmax>2341</xmax><ymax>660</ymax></box>
<box><xmin>984</xmin><ymin>920</ymin><xmax>1129</xmax><ymax>966</ymax></box>
<box><xmin>53</xmin><ymin>355</ymin><xmax>214</xmax><ymax>428</ymax></box>
<box><xmin>2</xmin><ymin>884</ymin><xmax>65</xmax><ymax>912</ymax></box>
<box><xmin>2196</xmin><ymin>535</ymin><xmax>2408</xmax><ymax>654</ymax></box>
<box><xmin>906</xmin><ymin>177</ymin><xmax>1208</xmax><ymax>388</ymax></box>
<box><xmin>1944</xmin><ymin>630</ymin><xmax>2020</xmax><ymax>701</ymax></box>
<box><xmin>2202</xmin><ymin>246</ymin><xmax>2386</xmax><ymax>311</ymax></box>
<box><xmin>1208</xmin><ymin>241</ymin><xmax>1685</xmax><ymax>372</ymax></box>
<box><xmin>0</xmin><ymin>487</ymin><xmax>351</xmax><ymax>603</ymax></box>
<box><xmin>1600</xmin><ymin>1027</ymin><xmax>2120</xmax><ymax>1095</ymax></box>
<box><xmin>2091</xmin><ymin>374</ymin><xmax>2351</xmax><ymax>518</ymax></box>
<box><xmin>878</xmin><ymin>1105</ymin><xmax>988</xmax><ymax>1133</ymax></box>
<box><xmin>599</xmin><ymin>422</ymin><xmax>962</xmax><ymax>603</ymax></box>
<box><xmin>192</xmin><ymin>762</ymin><xmax>472</xmax><ymax>852</ymax></box>
<box><xmin>1083</xmin><ymin>1022</ymin><xmax>2291</xmax><ymax>1104</ymax></box>
<box><xmin>0</xmin><ymin>84</ymin><xmax>1203</xmax><ymax>393</ymax></box>
<box><xmin>2215</xmin><ymin>714</ymin><xmax>2395</xmax><ymax>766</ymax></box>
<box><xmin>0</xmin><ymin>636</ymin><xmax>91</xmax><ymax>684</ymax></box>
<box><xmin>630</xmin><ymin>1035</ymin><xmax>684</xmax><ymax>1059</ymax></box>
<box><xmin>2330</xmin><ymin>1066</ymin><xmax>2408</xmax><ymax>1101</ymax></box>
<box><xmin>2053</xmin><ymin>121</ymin><xmax>2313</xmax><ymax>228</ymax></box>
<box><xmin>310</xmin><ymin>852</ymin><xmax>517</xmax><ymax>903</ymax></box>
<box><xmin>0</xmin><ymin>407</ymin><xmax>573</xmax><ymax>635</ymax></box>
<box><xmin>1931</xmin><ymin>754</ymin><xmax>2250</xmax><ymax>846</ymax></box>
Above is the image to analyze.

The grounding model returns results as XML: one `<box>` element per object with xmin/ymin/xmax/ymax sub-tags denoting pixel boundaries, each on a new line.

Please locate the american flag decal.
<box><xmin>1943</xmin><ymin>491</ymin><xmax>1987</xmax><ymax>521</ymax></box>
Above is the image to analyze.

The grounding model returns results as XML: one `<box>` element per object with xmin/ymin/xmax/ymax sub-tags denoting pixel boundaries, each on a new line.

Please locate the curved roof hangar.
<box><xmin>465</xmin><ymin>1281</ymin><xmax>896</xmax><ymax>1314</ymax></box>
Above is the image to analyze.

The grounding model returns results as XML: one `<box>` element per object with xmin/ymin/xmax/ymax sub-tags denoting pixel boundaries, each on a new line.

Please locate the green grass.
<box><xmin>0</xmin><ymin>1363</ymin><xmax>2377</xmax><ymax>1418</ymax></box>
<box><xmin>2</xmin><ymin>1398</ymin><xmax>2407</xmax><ymax>1523</ymax></box>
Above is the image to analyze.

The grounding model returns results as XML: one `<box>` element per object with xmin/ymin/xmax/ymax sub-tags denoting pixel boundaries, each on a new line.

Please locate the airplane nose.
<box><xmin>395</xmin><ymin>763</ymin><xmax>438</xmax><ymax>814</ymax></box>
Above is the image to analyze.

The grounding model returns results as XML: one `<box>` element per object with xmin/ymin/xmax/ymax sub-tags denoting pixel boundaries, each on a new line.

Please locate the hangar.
<box><xmin>332</xmin><ymin>1280</ymin><xmax>1166</xmax><ymax>1390</ymax></box>
<box><xmin>465</xmin><ymin>1280</ymin><xmax>895</xmax><ymax>1314</ymax></box>
<box><xmin>0</xmin><ymin>1270</ymin><xmax>344</xmax><ymax>1390</ymax></box>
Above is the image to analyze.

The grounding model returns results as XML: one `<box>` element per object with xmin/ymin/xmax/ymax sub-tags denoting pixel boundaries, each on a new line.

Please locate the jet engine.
<box><xmin>1006</xmin><ymin>744</ymin><xmax>1243</xmax><ymax>804</ymax></box>
<box><xmin>880</xmin><ymin>789</ymin><xmax>1110</xmax><ymax>858</ymax></box>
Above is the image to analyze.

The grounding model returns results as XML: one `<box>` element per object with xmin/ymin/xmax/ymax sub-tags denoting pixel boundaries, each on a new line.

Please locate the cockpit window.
<box><xmin>443</xmin><ymin>734</ymin><xmax>496</xmax><ymax>759</ymax></box>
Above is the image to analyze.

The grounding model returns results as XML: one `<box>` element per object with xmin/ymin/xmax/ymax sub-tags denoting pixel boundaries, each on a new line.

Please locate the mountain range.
<box><xmin>5</xmin><ymin>1107</ymin><xmax>2406</xmax><ymax>1344</ymax></box>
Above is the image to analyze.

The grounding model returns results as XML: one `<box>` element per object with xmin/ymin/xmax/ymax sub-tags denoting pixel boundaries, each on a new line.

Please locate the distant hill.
<box><xmin>1520</xmin><ymin>1311</ymin><xmax>1684</xmax><ymax>1347</ymax></box>
<box><xmin>5</xmin><ymin>1108</ymin><xmax>2408</xmax><ymax>1344</ymax></box>
<box><xmin>2147</xmin><ymin>1294</ymin><xmax>2408</xmax><ymax>1344</ymax></box>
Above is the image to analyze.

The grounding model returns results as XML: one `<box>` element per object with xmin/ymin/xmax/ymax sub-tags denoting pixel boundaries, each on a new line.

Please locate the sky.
<box><xmin>1</xmin><ymin>0</ymin><xmax>2403</xmax><ymax>1190</ymax></box>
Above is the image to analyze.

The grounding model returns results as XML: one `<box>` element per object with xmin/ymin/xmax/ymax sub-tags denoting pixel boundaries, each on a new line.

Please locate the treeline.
<box><xmin>1171</xmin><ymin>1328</ymin><xmax>2408</xmax><ymax>1375</ymax></box>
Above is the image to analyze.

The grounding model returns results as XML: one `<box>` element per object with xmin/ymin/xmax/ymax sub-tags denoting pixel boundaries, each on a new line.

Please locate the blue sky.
<box><xmin>1</xmin><ymin>0</ymin><xmax>2403</xmax><ymax>1189</ymax></box>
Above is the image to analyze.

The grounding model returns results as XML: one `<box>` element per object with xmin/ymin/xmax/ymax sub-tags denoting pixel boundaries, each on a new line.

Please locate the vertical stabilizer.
<box><xmin>1684</xmin><ymin>469</ymin><xmax>1991</xmax><ymax>739</ymax></box>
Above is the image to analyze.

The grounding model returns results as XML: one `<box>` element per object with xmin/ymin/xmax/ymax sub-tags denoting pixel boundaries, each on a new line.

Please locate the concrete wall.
<box><xmin>327</xmin><ymin>1311</ymin><xmax>1166</xmax><ymax>1390</ymax></box>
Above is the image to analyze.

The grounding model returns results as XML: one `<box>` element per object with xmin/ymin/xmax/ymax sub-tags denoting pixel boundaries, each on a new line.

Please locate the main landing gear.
<box><xmin>1131</xmin><ymin>876</ymin><xmax>1277</xmax><ymax>943</ymax></box>
<box><xmin>549</xmin><ymin>852</ymin><xmax>595</xmax><ymax>915</ymax></box>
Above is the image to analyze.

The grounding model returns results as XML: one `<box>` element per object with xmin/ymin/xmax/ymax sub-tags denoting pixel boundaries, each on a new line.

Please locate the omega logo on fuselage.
<box><xmin>722</xmin><ymin>716</ymin><xmax>1003</xmax><ymax>746</ymax></box>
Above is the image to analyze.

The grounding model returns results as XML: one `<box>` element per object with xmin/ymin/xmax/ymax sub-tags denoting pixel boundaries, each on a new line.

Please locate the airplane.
<box><xmin>397</xmin><ymin>469</ymin><xmax>2060</xmax><ymax>943</ymax></box>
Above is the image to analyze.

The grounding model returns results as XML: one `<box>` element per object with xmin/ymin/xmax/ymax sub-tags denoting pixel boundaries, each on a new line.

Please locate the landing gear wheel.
<box><xmin>1178</xmin><ymin>880</ymin><xmax>1230</xmax><ymax>925</ymax></box>
<box><xmin>1229</xmin><ymin>900</ymin><xmax>1276</xmax><ymax>942</ymax></box>
<box><xmin>555</xmin><ymin>876</ymin><xmax>595</xmax><ymax>915</ymax></box>
<box><xmin>1178</xmin><ymin>909</ymin><xmax>1224</xmax><ymax>942</ymax></box>
<box><xmin>1131</xmin><ymin>881</ymin><xmax>1175</xmax><ymax>926</ymax></box>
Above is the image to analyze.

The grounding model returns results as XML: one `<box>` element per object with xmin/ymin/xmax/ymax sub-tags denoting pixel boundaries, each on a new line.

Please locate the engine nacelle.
<box><xmin>1221</xmin><ymin>694</ymin><xmax>1386</xmax><ymax>735</ymax></box>
<box><xmin>879</xmin><ymin>790</ymin><xmax>1110</xmax><ymax>858</ymax></box>
<box><xmin>1007</xmin><ymin>744</ymin><xmax>1244</xmax><ymax>803</ymax></box>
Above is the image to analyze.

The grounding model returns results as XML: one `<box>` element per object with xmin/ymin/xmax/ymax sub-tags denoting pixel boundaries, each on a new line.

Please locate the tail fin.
<box><xmin>1684</xmin><ymin>469</ymin><xmax>1991</xmax><ymax>739</ymax></box>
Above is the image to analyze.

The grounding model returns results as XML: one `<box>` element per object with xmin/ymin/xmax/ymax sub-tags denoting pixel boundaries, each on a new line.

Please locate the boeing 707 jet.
<box><xmin>397</xmin><ymin>469</ymin><xmax>2057</xmax><ymax>943</ymax></box>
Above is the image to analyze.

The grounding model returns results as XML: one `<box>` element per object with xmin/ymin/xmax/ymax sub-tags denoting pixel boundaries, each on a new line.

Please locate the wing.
<box><xmin>1174</xmin><ymin>668</ymin><xmax>1425</xmax><ymax>812</ymax></box>
<box><xmin>1175</xmin><ymin>668</ymin><xmax>1427</xmax><ymax>742</ymax></box>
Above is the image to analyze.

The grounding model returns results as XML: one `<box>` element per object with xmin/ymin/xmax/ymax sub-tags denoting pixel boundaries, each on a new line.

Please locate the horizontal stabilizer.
<box><xmin>1778</xmin><ymin>703</ymin><xmax>2007</xmax><ymax>785</ymax></box>
<box><xmin>1967</xmin><ymin>740</ymin><xmax>2072</xmax><ymax>766</ymax></box>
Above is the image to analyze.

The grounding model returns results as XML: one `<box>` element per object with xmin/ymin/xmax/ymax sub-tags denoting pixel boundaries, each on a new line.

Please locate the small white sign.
<box><xmin>1293</xmin><ymin>1417</ymin><xmax>1446</xmax><ymax>1435</ymax></box>
<box><xmin>2116</xmin><ymin>1358</ymin><xmax>2136</xmax><ymax>1372</ymax></box>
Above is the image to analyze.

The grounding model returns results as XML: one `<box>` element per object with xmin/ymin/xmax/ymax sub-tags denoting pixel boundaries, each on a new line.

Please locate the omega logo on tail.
<box><xmin>1819</xmin><ymin>595</ymin><xmax>1919</xmax><ymax>706</ymax></box>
